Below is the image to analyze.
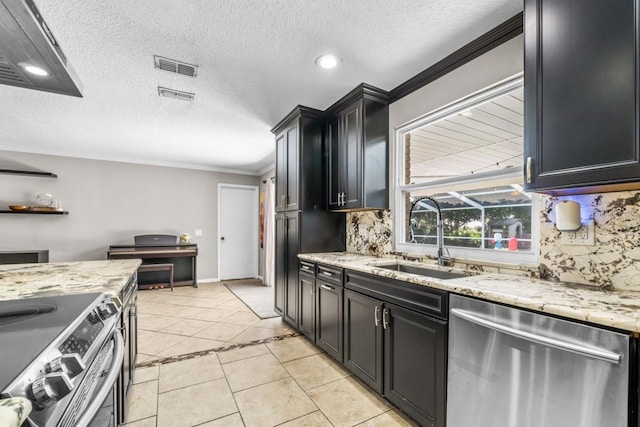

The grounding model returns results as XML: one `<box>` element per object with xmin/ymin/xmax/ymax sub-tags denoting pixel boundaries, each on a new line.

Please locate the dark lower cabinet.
<box><xmin>344</xmin><ymin>271</ymin><xmax>448</xmax><ymax>427</ymax></box>
<box><xmin>315</xmin><ymin>278</ymin><xmax>343</xmax><ymax>362</ymax></box>
<box><xmin>298</xmin><ymin>272</ymin><xmax>315</xmax><ymax>340</ymax></box>
<box><xmin>343</xmin><ymin>289</ymin><xmax>384</xmax><ymax>393</ymax></box>
<box><xmin>384</xmin><ymin>303</ymin><xmax>446</xmax><ymax>427</ymax></box>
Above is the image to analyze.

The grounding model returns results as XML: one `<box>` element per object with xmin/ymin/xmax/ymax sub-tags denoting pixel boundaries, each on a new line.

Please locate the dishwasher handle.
<box><xmin>450</xmin><ymin>308</ymin><xmax>622</xmax><ymax>365</ymax></box>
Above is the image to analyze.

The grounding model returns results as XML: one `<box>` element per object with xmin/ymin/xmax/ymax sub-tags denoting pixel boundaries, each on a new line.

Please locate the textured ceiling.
<box><xmin>0</xmin><ymin>0</ymin><xmax>522</xmax><ymax>174</ymax></box>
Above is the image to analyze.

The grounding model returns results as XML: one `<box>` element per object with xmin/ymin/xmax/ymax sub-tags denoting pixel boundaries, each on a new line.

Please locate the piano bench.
<box><xmin>138</xmin><ymin>263</ymin><xmax>174</xmax><ymax>291</ymax></box>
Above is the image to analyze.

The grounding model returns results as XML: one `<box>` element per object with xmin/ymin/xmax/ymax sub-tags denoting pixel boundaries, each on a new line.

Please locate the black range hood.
<box><xmin>0</xmin><ymin>0</ymin><xmax>83</xmax><ymax>97</ymax></box>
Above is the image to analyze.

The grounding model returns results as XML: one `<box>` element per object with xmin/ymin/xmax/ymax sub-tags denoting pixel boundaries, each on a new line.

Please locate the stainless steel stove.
<box><xmin>0</xmin><ymin>292</ymin><xmax>123</xmax><ymax>427</ymax></box>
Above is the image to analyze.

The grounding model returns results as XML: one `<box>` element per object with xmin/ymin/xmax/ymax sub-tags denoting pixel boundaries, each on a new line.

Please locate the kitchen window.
<box><xmin>393</xmin><ymin>74</ymin><xmax>539</xmax><ymax>264</ymax></box>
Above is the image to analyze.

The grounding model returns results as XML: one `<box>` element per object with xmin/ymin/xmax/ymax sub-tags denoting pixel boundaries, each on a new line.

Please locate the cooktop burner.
<box><xmin>0</xmin><ymin>293</ymin><xmax>102</xmax><ymax>389</ymax></box>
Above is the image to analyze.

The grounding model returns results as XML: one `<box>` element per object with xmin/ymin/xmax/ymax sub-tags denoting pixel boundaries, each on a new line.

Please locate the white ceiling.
<box><xmin>0</xmin><ymin>0</ymin><xmax>522</xmax><ymax>175</ymax></box>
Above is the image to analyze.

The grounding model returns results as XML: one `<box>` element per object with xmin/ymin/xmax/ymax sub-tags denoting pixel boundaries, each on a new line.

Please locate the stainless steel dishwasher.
<box><xmin>447</xmin><ymin>294</ymin><xmax>630</xmax><ymax>427</ymax></box>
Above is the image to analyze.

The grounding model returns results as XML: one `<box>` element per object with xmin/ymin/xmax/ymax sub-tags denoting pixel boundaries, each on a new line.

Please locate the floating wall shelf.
<box><xmin>0</xmin><ymin>210</ymin><xmax>68</xmax><ymax>215</ymax></box>
<box><xmin>0</xmin><ymin>169</ymin><xmax>58</xmax><ymax>178</ymax></box>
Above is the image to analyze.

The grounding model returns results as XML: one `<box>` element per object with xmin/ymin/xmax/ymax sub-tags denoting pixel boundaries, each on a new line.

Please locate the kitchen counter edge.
<box><xmin>299</xmin><ymin>252</ymin><xmax>640</xmax><ymax>333</ymax></box>
<box><xmin>0</xmin><ymin>259</ymin><xmax>142</xmax><ymax>301</ymax></box>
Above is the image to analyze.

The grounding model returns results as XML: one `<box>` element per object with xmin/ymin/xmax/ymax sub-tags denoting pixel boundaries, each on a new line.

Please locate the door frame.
<box><xmin>217</xmin><ymin>183</ymin><xmax>259</xmax><ymax>281</ymax></box>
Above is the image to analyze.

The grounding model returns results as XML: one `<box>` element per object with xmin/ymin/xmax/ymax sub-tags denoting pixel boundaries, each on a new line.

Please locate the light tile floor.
<box><xmin>127</xmin><ymin>282</ymin><xmax>418</xmax><ymax>427</ymax></box>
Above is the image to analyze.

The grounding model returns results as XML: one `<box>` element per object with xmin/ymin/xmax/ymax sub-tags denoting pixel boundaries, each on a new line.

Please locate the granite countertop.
<box><xmin>0</xmin><ymin>259</ymin><xmax>142</xmax><ymax>301</ymax></box>
<box><xmin>299</xmin><ymin>252</ymin><xmax>640</xmax><ymax>333</ymax></box>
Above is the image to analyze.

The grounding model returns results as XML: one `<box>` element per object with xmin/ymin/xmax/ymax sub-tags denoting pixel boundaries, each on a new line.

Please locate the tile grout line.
<box><xmin>136</xmin><ymin>332</ymin><xmax>301</xmax><ymax>369</ymax></box>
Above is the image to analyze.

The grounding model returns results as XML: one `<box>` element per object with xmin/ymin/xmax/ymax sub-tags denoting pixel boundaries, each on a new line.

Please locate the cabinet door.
<box><xmin>524</xmin><ymin>0</ymin><xmax>640</xmax><ymax>193</ymax></box>
<box><xmin>384</xmin><ymin>303</ymin><xmax>446</xmax><ymax>427</ymax></box>
<box><xmin>285</xmin><ymin>125</ymin><xmax>299</xmax><ymax>211</ymax></box>
<box><xmin>283</xmin><ymin>212</ymin><xmax>299</xmax><ymax>327</ymax></box>
<box><xmin>274</xmin><ymin>213</ymin><xmax>286</xmax><ymax>315</ymax></box>
<box><xmin>342</xmin><ymin>102</ymin><xmax>362</xmax><ymax>209</ymax></box>
<box><xmin>316</xmin><ymin>279</ymin><xmax>343</xmax><ymax>362</ymax></box>
<box><xmin>343</xmin><ymin>289</ymin><xmax>383</xmax><ymax>393</ymax></box>
<box><xmin>298</xmin><ymin>272</ymin><xmax>315</xmax><ymax>340</ymax></box>
<box><xmin>275</xmin><ymin>132</ymin><xmax>287</xmax><ymax>212</ymax></box>
<box><xmin>327</xmin><ymin>115</ymin><xmax>341</xmax><ymax>210</ymax></box>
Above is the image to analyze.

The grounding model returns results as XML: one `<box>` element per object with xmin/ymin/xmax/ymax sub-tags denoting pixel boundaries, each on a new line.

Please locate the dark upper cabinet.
<box><xmin>326</xmin><ymin>84</ymin><xmax>389</xmax><ymax>210</ymax></box>
<box><xmin>524</xmin><ymin>0</ymin><xmax>640</xmax><ymax>194</ymax></box>
<box><xmin>272</xmin><ymin>106</ymin><xmax>346</xmax><ymax>327</ymax></box>
<box><xmin>273</xmin><ymin>106</ymin><xmax>325</xmax><ymax>212</ymax></box>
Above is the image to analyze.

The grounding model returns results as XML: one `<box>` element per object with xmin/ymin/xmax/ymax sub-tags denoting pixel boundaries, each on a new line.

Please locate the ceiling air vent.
<box><xmin>0</xmin><ymin>49</ymin><xmax>30</xmax><ymax>86</ymax></box>
<box><xmin>158</xmin><ymin>86</ymin><xmax>195</xmax><ymax>102</ymax></box>
<box><xmin>154</xmin><ymin>55</ymin><xmax>198</xmax><ymax>77</ymax></box>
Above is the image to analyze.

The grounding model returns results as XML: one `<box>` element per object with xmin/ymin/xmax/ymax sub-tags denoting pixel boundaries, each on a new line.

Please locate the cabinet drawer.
<box><xmin>316</xmin><ymin>264</ymin><xmax>343</xmax><ymax>286</ymax></box>
<box><xmin>299</xmin><ymin>261</ymin><xmax>315</xmax><ymax>275</ymax></box>
<box><xmin>345</xmin><ymin>270</ymin><xmax>448</xmax><ymax>320</ymax></box>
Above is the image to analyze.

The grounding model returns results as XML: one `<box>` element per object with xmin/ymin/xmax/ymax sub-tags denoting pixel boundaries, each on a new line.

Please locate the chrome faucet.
<box><xmin>409</xmin><ymin>196</ymin><xmax>452</xmax><ymax>266</ymax></box>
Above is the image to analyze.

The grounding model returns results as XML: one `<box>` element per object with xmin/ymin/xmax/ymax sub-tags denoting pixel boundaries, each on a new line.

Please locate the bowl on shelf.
<box><xmin>8</xmin><ymin>205</ymin><xmax>31</xmax><ymax>211</ymax></box>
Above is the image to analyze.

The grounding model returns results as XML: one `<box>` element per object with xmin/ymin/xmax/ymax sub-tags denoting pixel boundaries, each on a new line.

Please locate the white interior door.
<box><xmin>218</xmin><ymin>184</ymin><xmax>259</xmax><ymax>280</ymax></box>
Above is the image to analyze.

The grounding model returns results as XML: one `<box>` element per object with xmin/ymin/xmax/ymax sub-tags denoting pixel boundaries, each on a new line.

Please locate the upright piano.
<box><xmin>108</xmin><ymin>235</ymin><xmax>198</xmax><ymax>289</ymax></box>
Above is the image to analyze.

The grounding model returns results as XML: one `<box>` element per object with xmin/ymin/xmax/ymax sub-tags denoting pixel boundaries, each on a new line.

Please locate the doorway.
<box><xmin>218</xmin><ymin>184</ymin><xmax>259</xmax><ymax>280</ymax></box>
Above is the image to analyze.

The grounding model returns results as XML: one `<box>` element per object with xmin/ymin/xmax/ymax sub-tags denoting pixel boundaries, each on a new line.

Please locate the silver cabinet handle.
<box><xmin>321</xmin><ymin>271</ymin><xmax>333</xmax><ymax>277</ymax></box>
<box><xmin>450</xmin><ymin>308</ymin><xmax>622</xmax><ymax>364</ymax></box>
<box><xmin>374</xmin><ymin>306</ymin><xmax>380</xmax><ymax>327</ymax></box>
<box><xmin>301</xmin><ymin>265</ymin><xmax>311</xmax><ymax>271</ymax></box>
<box><xmin>382</xmin><ymin>308</ymin><xmax>389</xmax><ymax>329</ymax></box>
<box><xmin>526</xmin><ymin>157</ymin><xmax>532</xmax><ymax>184</ymax></box>
<box><xmin>319</xmin><ymin>283</ymin><xmax>334</xmax><ymax>291</ymax></box>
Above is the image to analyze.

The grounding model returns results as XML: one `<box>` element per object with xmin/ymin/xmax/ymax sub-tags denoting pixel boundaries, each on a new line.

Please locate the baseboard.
<box><xmin>198</xmin><ymin>278</ymin><xmax>219</xmax><ymax>284</ymax></box>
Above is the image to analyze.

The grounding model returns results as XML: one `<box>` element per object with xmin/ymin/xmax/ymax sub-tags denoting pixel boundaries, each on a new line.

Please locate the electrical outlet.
<box><xmin>560</xmin><ymin>219</ymin><xmax>595</xmax><ymax>246</ymax></box>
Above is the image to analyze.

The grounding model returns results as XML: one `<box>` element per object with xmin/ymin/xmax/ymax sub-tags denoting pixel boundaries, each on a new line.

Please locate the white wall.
<box><xmin>0</xmin><ymin>150</ymin><xmax>259</xmax><ymax>280</ymax></box>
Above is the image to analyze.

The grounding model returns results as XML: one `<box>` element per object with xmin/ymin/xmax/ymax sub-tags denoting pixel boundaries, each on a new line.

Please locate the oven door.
<box><xmin>58</xmin><ymin>328</ymin><xmax>125</xmax><ymax>427</ymax></box>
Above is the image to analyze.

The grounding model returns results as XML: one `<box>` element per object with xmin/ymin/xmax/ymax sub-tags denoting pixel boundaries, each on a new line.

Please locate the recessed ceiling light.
<box><xmin>21</xmin><ymin>64</ymin><xmax>49</xmax><ymax>77</ymax></box>
<box><xmin>315</xmin><ymin>54</ymin><xmax>341</xmax><ymax>69</ymax></box>
<box><xmin>460</xmin><ymin>111</ymin><xmax>473</xmax><ymax>117</ymax></box>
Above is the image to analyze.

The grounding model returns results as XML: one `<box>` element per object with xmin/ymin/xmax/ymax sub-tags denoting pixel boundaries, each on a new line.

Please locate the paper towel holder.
<box><xmin>555</xmin><ymin>200</ymin><xmax>582</xmax><ymax>231</ymax></box>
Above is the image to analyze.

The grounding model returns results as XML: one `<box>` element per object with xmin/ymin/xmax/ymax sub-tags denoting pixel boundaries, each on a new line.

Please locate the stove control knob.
<box><xmin>31</xmin><ymin>372</ymin><xmax>73</xmax><ymax>407</ymax></box>
<box><xmin>97</xmin><ymin>302</ymin><xmax>117</xmax><ymax>319</ymax></box>
<box><xmin>47</xmin><ymin>353</ymin><xmax>85</xmax><ymax>378</ymax></box>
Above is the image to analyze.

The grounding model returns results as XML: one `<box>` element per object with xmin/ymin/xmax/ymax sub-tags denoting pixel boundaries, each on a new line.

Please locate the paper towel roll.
<box><xmin>556</xmin><ymin>200</ymin><xmax>582</xmax><ymax>231</ymax></box>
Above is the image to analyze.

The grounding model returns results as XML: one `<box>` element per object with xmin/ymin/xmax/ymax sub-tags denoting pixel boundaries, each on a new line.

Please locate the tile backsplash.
<box><xmin>346</xmin><ymin>210</ymin><xmax>392</xmax><ymax>257</ymax></box>
<box><xmin>347</xmin><ymin>190</ymin><xmax>640</xmax><ymax>289</ymax></box>
<box><xmin>539</xmin><ymin>191</ymin><xmax>640</xmax><ymax>290</ymax></box>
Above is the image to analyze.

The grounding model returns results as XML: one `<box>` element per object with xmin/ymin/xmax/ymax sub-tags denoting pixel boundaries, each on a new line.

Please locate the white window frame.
<box><xmin>391</xmin><ymin>74</ymin><xmax>540</xmax><ymax>265</ymax></box>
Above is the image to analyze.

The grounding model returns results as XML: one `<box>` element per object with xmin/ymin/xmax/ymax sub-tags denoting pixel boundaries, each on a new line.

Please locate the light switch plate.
<box><xmin>561</xmin><ymin>219</ymin><xmax>595</xmax><ymax>246</ymax></box>
<box><xmin>195</xmin><ymin>229</ymin><xmax>203</xmax><ymax>237</ymax></box>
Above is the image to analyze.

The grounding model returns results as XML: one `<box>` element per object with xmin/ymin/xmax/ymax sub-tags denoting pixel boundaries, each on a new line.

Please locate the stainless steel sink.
<box><xmin>374</xmin><ymin>262</ymin><xmax>466</xmax><ymax>280</ymax></box>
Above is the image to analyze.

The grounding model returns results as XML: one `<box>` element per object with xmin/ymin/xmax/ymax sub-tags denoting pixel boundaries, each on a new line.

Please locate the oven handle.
<box><xmin>74</xmin><ymin>328</ymin><xmax>125</xmax><ymax>427</ymax></box>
